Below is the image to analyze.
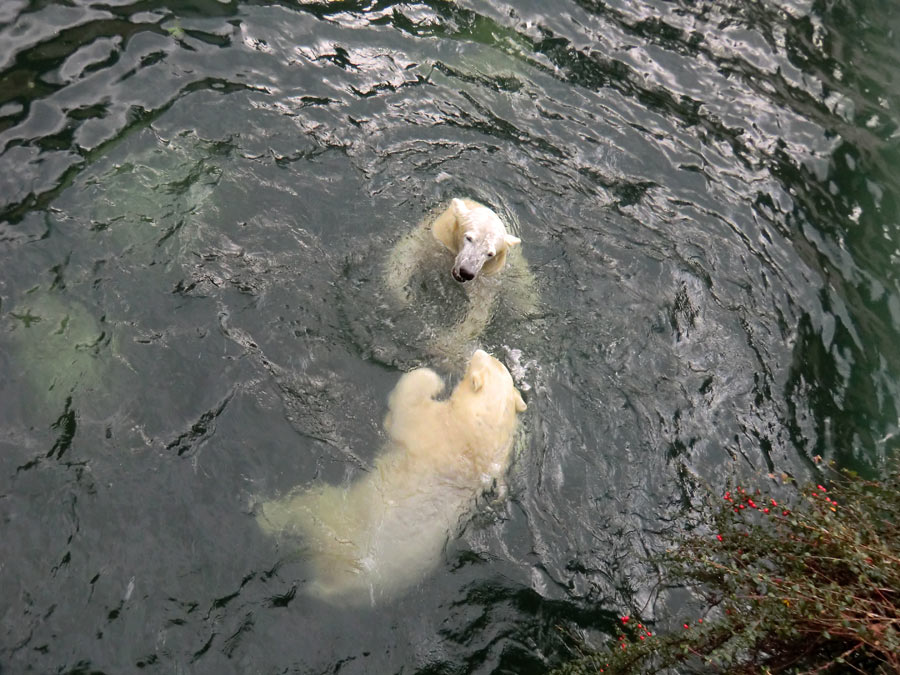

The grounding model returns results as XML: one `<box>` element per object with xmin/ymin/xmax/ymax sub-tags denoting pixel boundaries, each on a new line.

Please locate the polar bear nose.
<box><xmin>454</xmin><ymin>267</ymin><xmax>475</xmax><ymax>282</ymax></box>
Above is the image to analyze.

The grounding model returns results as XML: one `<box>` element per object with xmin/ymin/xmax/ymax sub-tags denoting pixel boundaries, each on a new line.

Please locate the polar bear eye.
<box><xmin>465</xmin><ymin>234</ymin><xmax>474</xmax><ymax>243</ymax></box>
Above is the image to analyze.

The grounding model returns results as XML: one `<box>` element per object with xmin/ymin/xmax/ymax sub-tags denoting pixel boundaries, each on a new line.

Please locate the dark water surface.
<box><xmin>2</xmin><ymin>0</ymin><xmax>898</xmax><ymax>672</ymax></box>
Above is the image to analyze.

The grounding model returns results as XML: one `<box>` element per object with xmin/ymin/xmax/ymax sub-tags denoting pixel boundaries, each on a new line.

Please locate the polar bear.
<box><xmin>433</xmin><ymin>198</ymin><xmax>522</xmax><ymax>282</ymax></box>
<box><xmin>383</xmin><ymin>198</ymin><xmax>539</xmax><ymax>366</ymax></box>
<box><xmin>256</xmin><ymin>349</ymin><xmax>527</xmax><ymax>606</ymax></box>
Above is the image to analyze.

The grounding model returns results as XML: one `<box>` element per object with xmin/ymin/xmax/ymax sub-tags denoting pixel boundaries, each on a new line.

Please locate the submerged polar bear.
<box><xmin>384</xmin><ymin>198</ymin><xmax>538</xmax><ymax>366</ymax></box>
<box><xmin>256</xmin><ymin>350</ymin><xmax>527</xmax><ymax>606</ymax></box>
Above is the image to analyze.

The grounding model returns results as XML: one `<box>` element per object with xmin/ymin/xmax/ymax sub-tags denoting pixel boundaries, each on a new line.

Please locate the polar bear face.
<box><xmin>432</xmin><ymin>198</ymin><xmax>521</xmax><ymax>282</ymax></box>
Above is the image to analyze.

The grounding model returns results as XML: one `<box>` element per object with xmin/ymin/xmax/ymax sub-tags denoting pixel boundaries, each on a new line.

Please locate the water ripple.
<box><xmin>1</xmin><ymin>0</ymin><xmax>898</xmax><ymax>672</ymax></box>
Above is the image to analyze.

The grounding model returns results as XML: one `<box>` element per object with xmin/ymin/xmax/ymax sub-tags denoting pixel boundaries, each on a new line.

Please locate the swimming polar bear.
<box><xmin>384</xmin><ymin>198</ymin><xmax>539</xmax><ymax>366</ymax></box>
<box><xmin>435</xmin><ymin>198</ymin><xmax>522</xmax><ymax>282</ymax></box>
<box><xmin>256</xmin><ymin>349</ymin><xmax>527</xmax><ymax>606</ymax></box>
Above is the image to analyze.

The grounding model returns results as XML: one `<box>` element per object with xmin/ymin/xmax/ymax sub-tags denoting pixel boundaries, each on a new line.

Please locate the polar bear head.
<box><xmin>451</xmin><ymin>349</ymin><xmax>527</xmax><ymax>430</ymax></box>
<box><xmin>433</xmin><ymin>198</ymin><xmax>521</xmax><ymax>283</ymax></box>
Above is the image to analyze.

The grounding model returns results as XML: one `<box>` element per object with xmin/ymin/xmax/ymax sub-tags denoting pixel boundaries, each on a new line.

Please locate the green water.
<box><xmin>1</xmin><ymin>0</ymin><xmax>897</xmax><ymax>672</ymax></box>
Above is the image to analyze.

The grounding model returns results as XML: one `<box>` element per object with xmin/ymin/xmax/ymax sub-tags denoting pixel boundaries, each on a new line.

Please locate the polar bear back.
<box><xmin>256</xmin><ymin>351</ymin><xmax>526</xmax><ymax>606</ymax></box>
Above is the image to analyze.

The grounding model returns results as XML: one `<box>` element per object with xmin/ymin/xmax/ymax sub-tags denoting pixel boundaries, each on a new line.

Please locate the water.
<box><xmin>1</xmin><ymin>0</ymin><xmax>898</xmax><ymax>672</ymax></box>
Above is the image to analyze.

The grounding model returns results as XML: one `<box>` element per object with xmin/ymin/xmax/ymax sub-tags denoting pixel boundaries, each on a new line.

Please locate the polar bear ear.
<box><xmin>514</xmin><ymin>389</ymin><xmax>527</xmax><ymax>412</ymax></box>
<box><xmin>504</xmin><ymin>233</ymin><xmax>521</xmax><ymax>247</ymax></box>
<box><xmin>432</xmin><ymin>200</ymin><xmax>462</xmax><ymax>252</ymax></box>
<box><xmin>470</xmin><ymin>369</ymin><xmax>484</xmax><ymax>392</ymax></box>
<box><xmin>452</xmin><ymin>198</ymin><xmax>469</xmax><ymax>216</ymax></box>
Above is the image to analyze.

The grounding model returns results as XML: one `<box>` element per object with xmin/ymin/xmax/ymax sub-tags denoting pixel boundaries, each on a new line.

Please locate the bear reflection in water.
<box><xmin>256</xmin><ymin>350</ymin><xmax>527</xmax><ymax>606</ymax></box>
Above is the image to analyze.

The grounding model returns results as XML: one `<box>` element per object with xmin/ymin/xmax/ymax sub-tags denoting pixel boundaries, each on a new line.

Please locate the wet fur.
<box><xmin>384</xmin><ymin>198</ymin><xmax>538</xmax><ymax>367</ymax></box>
<box><xmin>256</xmin><ymin>350</ymin><xmax>527</xmax><ymax>606</ymax></box>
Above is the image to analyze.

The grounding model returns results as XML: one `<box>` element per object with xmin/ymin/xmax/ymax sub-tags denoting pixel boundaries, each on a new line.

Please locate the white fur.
<box><xmin>256</xmin><ymin>350</ymin><xmax>527</xmax><ymax>606</ymax></box>
<box><xmin>434</xmin><ymin>198</ymin><xmax>521</xmax><ymax>282</ymax></box>
<box><xmin>383</xmin><ymin>199</ymin><xmax>538</xmax><ymax>366</ymax></box>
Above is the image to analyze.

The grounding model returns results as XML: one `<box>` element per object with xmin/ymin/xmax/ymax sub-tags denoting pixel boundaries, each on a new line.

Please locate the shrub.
<box><xmin>554</xmin><ymin>465</ymin><xmax>899</xmax><ymax>674</ymax></box>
